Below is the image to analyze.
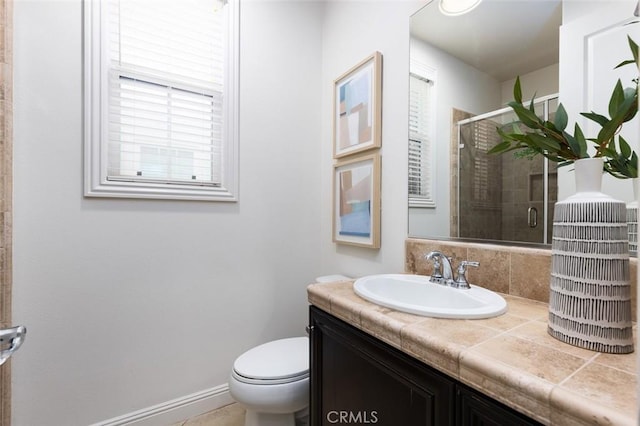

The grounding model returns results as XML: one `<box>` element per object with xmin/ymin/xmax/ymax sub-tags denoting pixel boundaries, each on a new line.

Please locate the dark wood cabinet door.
<box><xmin>309</xmin><ymin>306</ymin><xmax>455</xmax><ymax>426</ymax></box>
<box><xmin>456</xmin><ymin>384</ymin><xmax>542</xmax><ymax>426</ymax></box>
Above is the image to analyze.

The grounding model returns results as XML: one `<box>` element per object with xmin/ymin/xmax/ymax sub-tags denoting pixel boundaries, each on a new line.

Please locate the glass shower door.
<box><xmin>456</xmin><ymin>96</ymin><xmax>558</xmax><ymax>245</ymax></box>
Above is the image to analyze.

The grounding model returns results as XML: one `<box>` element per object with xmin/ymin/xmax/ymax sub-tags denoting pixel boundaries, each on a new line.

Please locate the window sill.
<box><xmin>409</xmin><ymin>198</ymin><xmax>436</xmax><ymax>209</ymax></box>
<box><xmin>84</xmin><ymin>180</ymin><xmax>237</xmax><ymax>202</ymax></box>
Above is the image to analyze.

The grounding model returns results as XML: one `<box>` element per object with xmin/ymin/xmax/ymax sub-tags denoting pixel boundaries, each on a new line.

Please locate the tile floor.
<box><xmin>171</xmin><ymin>403</ymin><xmax>245</xmax><ymax>426</ymax></box>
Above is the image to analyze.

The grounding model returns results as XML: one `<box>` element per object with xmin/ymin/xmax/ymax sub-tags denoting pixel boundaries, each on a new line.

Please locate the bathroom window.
<box><xmin>408</xmin><ymin>62</ymin><xmax>436</xmax><ymax>208</ymax></box>
<box><xmin>84</xmin><ymin>0</ymin><xmax>239</xmax><ymax>201</ymax></box>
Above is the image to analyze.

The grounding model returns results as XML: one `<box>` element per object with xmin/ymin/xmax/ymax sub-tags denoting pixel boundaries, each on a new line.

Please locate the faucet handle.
<box><xmin>454</xmin><ymin>261</ymin><xmax>479</xmax><ymax>289</ymax></box>
<box><xmin>425</xmin><ymin>251</ymin><xmax>451</xmax><ymax>284</ymax></box>
<box><xmin>430</xmin><ymin>256</ymin><xmax>443</xmax><ymax>278</ymax></box>
<box><xmin>459</xmin><ymin>260</ymin><xmax>479</xmax><ymax>269</ymax></box>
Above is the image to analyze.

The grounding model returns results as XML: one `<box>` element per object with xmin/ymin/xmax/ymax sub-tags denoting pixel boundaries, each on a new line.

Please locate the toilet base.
<box><xmin>244</xmin><ymin>407</ymin><xmax>308</xmax><ymax>426</ymax></box>
<box><xmin>245</xmin><ymin>411</ymin><xmax>293</xmax><ymax>426</ymax></box>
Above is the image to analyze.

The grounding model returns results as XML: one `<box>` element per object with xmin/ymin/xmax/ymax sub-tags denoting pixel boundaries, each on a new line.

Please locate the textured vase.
<box><xmin>627</xmin><ymin>178</ymin><xmax>638</xmax><ymax>253</ymax></box>
<box><xmin>548</xmin><ymin>158</ymin><xmax>634</xmax><ymax>354</ymax></box>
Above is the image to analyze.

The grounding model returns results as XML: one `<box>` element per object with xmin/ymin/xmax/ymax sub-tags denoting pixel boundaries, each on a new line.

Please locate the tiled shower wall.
<box><xmin>405</xmin><ymin>238</ymin><xmax>638</xmax><ymax>320</ymax></box>
<box><xmin>0</xmin><ymin>0</ymin><xmax>12</xmax><ymax>424</ymax></box>
<box><xmin>499</xmin><ymin>153</ymin><xmax>557</xmax><ymax>244</ymax></box>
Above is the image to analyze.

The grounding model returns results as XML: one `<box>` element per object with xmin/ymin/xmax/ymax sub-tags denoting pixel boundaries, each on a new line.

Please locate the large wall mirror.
<box><xmin>408</xmin><ymin>0</ymin><xmax>639</xmax><ymax>248</ymax></box>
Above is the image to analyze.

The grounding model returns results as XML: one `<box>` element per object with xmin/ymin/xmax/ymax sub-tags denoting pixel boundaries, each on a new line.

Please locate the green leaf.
<box><xmin>597</xmin><ymin>93</ymin><xmax>637</xmax><ymax>144</ymax></box>
<box><xmin>554</xmin><ymin>103</ymin><xmax>568</xmax><ymax>131</ymax></box>
<box><xmin>496</xmin><ymin>126</ymin><xmax>514</xmax><ymax>140</ymax></box>
<box><xmin>608</xmin><ymin>80</ymin><xmax>625</xmax><ymax>118</ymax></box>
<box><xmin>615</xmin><ymin>36</ymin><xmax>639</xmax><ymax>69</ymax></box>
<box><xmin>509</xmin><ymin>102</ymin><xmax>541</xmax><ymax>128</ymax></box>
<box><xmin>604</xmin><ymin>81</ymin><xmax>636</xmax><ymax>125</ymax></box>
<box><xmin>619</xmin><ymin>135</ymin><xmax>632</xmax><ymax>158</ymax></box>
<box><xmin>563</xmin><ymin>131</ymin><xmax>580</xmax><ymax>157</ymax></box>
<box><xmin>495</xmin><ymin>127</ymin><xmax>521</xmax><ymax>145</ymax></box>
<box><xmin>621</xmin><ymin>87</ymin><xmax>638</xmax><ymax>122</ymax></box>
<box><xmin>526</xmin><ymin>133</ymin><xmax>561</xmax><ymax>153</ymax></box>
<box><xmin>511</xmin><ymin>122</ymin><xmax>523</xmax><ymax>134</ymax></box>
<box><xmin>616</xmin><ymin>59</ymin><xmax>637</xmax><ymax>68</ymax></box>
<box><xmin>580</xmin><ymin>111</ymin><xmax>609</xmax><ymax>127</ymax></box>
<box><xmin>629</xmin><ymin>35</ymin><xmax>639</xmax><ymax>67</ymax></box>
<box><xmin>487</xmin><ymin>140</ymin><xmax>513</xmax><ymax>155</ymax></box>
<box><xmin>528</xmin><ymin>94</ymin><xmax>537</xmax><ymax>114</ymax></box>
<box><xmin>543</xmin><ymin>124</ymin><xmax>559</xmax><ymax>137</ymax></box>
<box><xmin>513</xmin><ymin>76</ymin><xmax>523</xmax><ymax>103</ymax></box>
<box><xmin>573</xmin><ymin>124</ymin><xmax>588</xmax><ymax>157</ymax></box>
<box><xmin>630</xmin><ymin>152</ymin><xmax>638</xmax><ymax>178</ymax></box>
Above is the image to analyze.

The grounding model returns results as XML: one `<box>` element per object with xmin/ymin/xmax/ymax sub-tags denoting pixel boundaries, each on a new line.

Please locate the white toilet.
<box><xmin>229</xmin><ymin>337</ymin><xmax>309</xmax><ymax>426</ymax></box>
<box><xmin>229</xmin><ymin>275</ymin><xmax>350</xmax><ymax>426</ymax></box>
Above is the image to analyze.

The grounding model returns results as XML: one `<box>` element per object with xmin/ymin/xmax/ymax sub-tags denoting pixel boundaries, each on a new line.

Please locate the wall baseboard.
<box><xmin>91</xmin><ymin>384</ymin><xmax>234</xmax><ymax>426</ymax></box>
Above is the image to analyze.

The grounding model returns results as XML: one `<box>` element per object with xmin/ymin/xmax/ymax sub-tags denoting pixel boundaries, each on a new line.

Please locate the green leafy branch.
<box><xmin>489</xmin><ymin>35</ymin><xmax>639</xmax><ymax>179</ymax></box>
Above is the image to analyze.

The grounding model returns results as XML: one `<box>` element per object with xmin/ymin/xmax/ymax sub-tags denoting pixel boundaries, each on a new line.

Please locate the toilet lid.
<box><xmin>233</xmin><ymin>337</ymin><xmax>309</xmax><ymax>381</ymax></box>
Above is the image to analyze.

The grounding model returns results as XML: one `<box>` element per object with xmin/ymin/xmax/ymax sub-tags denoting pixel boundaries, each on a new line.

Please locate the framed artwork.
<box><xmin>333</xmin><ymin>153</ymin><xmax>381</xmax><ymax>248</ymax></box>
<box><xmin>333</xmin><ymin>52</ymin><xmax>382</xmax><ymax>159</ymax></box>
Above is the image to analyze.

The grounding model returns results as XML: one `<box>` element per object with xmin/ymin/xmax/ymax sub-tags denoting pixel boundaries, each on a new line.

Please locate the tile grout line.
<box><xmin>556</xmin><ymin>352</ymin><xmax>600</xmax><ymax>387</ymax></box>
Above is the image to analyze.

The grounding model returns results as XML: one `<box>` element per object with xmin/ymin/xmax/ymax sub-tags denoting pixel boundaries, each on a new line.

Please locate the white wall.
<box><xmin>407</xmin><ymin>37</ymin><xmax>502</xmax><ymax>238</ymax></box>
<box><xmin>501</xmin><ymin>63</ymin><xmax>559</xmax><ymax>106</ymax></box>
<box><xmin>12</xmin><ymin>1</ymin><xmax>323</xmax><ymax>424</ymax></box>
<box><xmin>319</xmin><ymin>1</ymin><xmax>422</xmax><ymax>278</ymax></box>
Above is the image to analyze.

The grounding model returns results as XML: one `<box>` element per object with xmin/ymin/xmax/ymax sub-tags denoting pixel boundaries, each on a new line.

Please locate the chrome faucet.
<box><xmin>424</xmin><ymin>251</ymin><xmax>479</xmax><ymax>289</ymax></box>
<box><xmin>425</xmin><ymin>251</ymin><xmax>454</xmax><ymax>285</ymax></box>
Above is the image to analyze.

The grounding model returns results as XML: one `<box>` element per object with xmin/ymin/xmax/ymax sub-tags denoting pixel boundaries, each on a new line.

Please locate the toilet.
<box><xmin>229</xmin><ymin>337</ymin><xmax>309</xmax><ymax>426</ymax></box>
<box><xmin>229</xmin><ymin>275</ymin><xmax>350</xmax><ymax>426</ymax></box>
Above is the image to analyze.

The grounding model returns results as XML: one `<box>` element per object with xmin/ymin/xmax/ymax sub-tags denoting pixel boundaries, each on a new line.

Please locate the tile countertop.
<box><xmin>307</xmin><ymin>279</ymin><xmax>638</xmax><ymax>426</ymax></box>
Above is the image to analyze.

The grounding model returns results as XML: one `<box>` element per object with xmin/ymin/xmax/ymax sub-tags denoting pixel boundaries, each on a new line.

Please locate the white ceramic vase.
<box><xmin>548</xmin><ymin>158</ymin><xmax>634</xmax><ymax>354</ymax></box>
<box><xmin>627</xmin><ymin>178</ymin><xmax>638</xmax><ymax>253</ymax></box>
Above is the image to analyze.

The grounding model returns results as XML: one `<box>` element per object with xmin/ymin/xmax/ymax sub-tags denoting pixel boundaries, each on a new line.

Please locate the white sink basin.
<box><xmin>353</xmin><ymin>274</ymin><xmax>507</xmax><ymax>319</ymax></box>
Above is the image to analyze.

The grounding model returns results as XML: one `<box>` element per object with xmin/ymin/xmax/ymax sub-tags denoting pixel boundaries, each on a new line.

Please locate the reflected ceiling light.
<box><xmin>439</xmin><ymin>0</ymin><xmax>482</xmax><ymax>16</ymax></box>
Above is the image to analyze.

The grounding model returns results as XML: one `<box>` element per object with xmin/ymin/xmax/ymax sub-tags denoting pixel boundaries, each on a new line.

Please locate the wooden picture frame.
<box><xmin>333</xmin><ymin>52</ymin><xmax>382</xmax><ymax>159</ymax></box>
<box><xmin>333</xmin><ymin>153</ymin><xmax>381</xmax><ymax>248</ymax></box>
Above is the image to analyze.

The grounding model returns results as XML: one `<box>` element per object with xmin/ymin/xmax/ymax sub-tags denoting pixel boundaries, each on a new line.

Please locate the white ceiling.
<box><xmin>411</xmin><ymin>0</ymin><xmax>562</xmax><ymax>81</ymax></box>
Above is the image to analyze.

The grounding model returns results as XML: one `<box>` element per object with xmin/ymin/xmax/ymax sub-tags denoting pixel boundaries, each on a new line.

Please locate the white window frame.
<box><xmin>408</xmin><ymin>60</ymin><xmax>436</xmax><ymax>208</ymax></box>
<box><xmin>83</xmin><ymin>0</ymin><xmax>239</xmax><ymax>201</ymax></box>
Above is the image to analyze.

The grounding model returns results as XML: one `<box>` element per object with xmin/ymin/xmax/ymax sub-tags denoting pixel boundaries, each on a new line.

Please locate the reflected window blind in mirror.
<box><xmin>408</xmin><ymin>72</ymin><xmax>435</xmax><ymax>207</ymax></box>
<box><xmin>470</xmin><ymin>119</ymin><xmax>501</xmax><ymax>206</ymax></box>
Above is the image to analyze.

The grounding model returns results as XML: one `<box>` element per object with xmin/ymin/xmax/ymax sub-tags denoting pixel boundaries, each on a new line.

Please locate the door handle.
<box><xmin>528</xmin><ymin>207</ymin><xmax>538</xmax><ymax>228</ymax></box>
<box><xmin>0</xmin><ymin>325</ymin><xmax>26</xmax><ymax>366</ymax></box>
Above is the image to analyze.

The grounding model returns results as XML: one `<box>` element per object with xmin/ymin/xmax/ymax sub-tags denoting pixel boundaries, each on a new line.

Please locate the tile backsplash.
<box><xmin>405</xmin><ymin>238</ymin><xmax>638</xmax><ymax>319</ymax></box>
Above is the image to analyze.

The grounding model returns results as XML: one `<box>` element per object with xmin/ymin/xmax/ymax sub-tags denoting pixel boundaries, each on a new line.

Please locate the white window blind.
<box><xmin>408</xmin><ymin>73</ymin><xmax>435</xmax><ymax>207</ymax></box>
<box><xmin>108</xmin><ymin>0</ymin><xmax>224</xmax><ymax>186</ymax></box>
<box><xmin>84</xmin><ymin>0</ymin><xmax>238</xmax><ymax>201</ymax></box>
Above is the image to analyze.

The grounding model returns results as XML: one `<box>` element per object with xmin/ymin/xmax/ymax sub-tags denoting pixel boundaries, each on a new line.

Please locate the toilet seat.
<box><xmin>232</xmin><ymin>337</ymin><xmax>309</xmax><ymax>385</ymax></box>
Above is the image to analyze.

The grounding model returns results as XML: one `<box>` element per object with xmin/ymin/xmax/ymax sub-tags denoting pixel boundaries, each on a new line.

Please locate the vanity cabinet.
<box><xmin>309</xmin><ymin>306</ymin><xmax>541</xmax><ymax>426</ymax></box>
<box><xmin>456</xmin><ymin>384</ymin><xmax>540</xmax><ymax>426</ymax></box>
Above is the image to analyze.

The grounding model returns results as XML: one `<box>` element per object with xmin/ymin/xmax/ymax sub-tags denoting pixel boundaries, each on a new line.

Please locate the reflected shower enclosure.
<box><xmin>453</xmin><ymin>96</ymin><xmax>559</xmax><ymax>245</ymax></box>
